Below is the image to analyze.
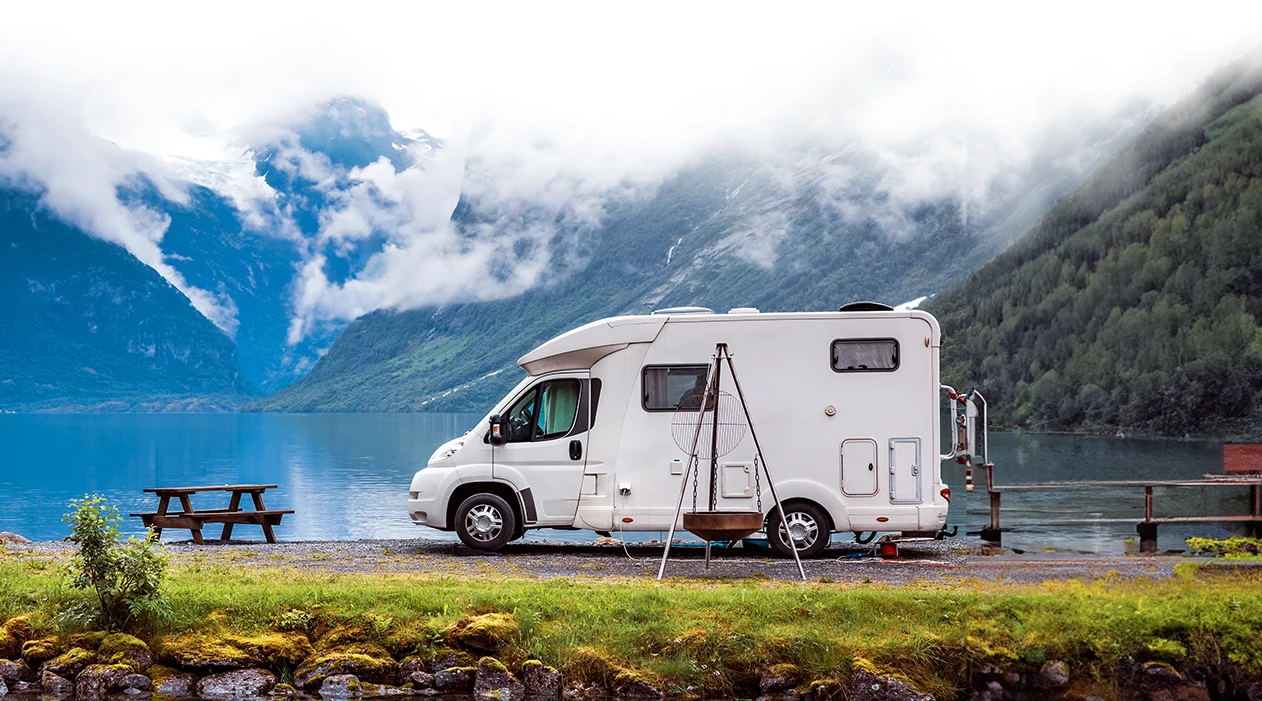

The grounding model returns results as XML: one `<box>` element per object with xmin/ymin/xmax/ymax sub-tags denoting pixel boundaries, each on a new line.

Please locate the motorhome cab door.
<box><xmin>493</xmin><ymin>373</ymin><xmax>592</xmax><ymax>523</ymax></box>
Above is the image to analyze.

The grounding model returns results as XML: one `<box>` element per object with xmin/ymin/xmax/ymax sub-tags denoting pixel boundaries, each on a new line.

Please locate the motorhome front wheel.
<box><xmin>767</xmin><ymin>501</ymin><xmax>831</xmax><ymax>558</ymax></box>
<box><xmin>454</xmin><ymin>493</ymin><xmax>517</xmax><ymax>551</ymax></box>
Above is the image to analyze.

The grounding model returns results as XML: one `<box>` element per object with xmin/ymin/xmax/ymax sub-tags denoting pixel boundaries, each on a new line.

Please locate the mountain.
<box><xmin>931</xmin><ymin>53</ymin><xmax>1262</xmax><ymax>438</ymax></box>
<box><xmin>0</xmin><ymin>97</ymin><xmax>439</xmax><ymax>408</ymax></box>
<box><xmin>0</xmin><ymin>94</ymin><xmax>1143</xmax><ymax>414</ymax></box>
<box><xmin>155</xmin><ymin>97</ymin><xmax>443</xmax><ymax>393</ymax></box>
<box><xmin>0</xmin><ymin>192</ymin><xmax>252</xmax><ymax>411</ymax></box>
<box><xmin>120</xmin><ymin>180</ymin><xmax>307</xmax><ymax>394</ymax></box>
<box><xmin>253</xmin><ymin>122</ymin><xmax>1139</xmax><ymax>413</ymax></box>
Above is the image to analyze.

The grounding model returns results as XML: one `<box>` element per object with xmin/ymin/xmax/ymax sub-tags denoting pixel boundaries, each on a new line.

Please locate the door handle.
<box><xmin>569</xmin><ymin>439</ymin><xmax>583</xmax><ymax>461</ymax></box>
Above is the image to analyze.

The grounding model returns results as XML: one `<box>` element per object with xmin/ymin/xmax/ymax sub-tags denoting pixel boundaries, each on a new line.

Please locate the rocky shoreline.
<box><xmin>2</xmin><ymin>613</ymin><xmax>1259</xmax><ymax>701</ymax></box>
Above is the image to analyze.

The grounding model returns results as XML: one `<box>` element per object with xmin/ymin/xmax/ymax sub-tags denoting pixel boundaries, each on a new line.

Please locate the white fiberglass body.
<box><xmin>408</xmin><ymin>307</ymin><xmax>950</xmax><ymax>555</ymax></box>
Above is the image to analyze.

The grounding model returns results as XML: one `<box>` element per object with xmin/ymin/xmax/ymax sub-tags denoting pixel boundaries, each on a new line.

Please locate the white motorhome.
<box><xmin>408</xmin><ymin>305</ymin><xmax>952</xmax><ymax>557</ymax></box>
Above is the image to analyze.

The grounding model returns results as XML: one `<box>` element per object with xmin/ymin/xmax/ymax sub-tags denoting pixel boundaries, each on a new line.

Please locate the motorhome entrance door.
<box><xmin>492</xmin><ymin>373</ymin><xmax>592</xmax><ymax>523</ymax></box>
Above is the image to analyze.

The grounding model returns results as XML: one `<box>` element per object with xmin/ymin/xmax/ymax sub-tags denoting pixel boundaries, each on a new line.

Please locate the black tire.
<box><xmin>766</xmin><ymin>501</ymin><xmax>831</xmax><ymax>558</ymax></box>
<box><xmin>454</xmin><ymin>493</ymin><xmax>517</xmax><ymax>552</ymax></box>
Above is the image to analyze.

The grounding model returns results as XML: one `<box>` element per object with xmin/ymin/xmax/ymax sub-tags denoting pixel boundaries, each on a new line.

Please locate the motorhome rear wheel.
<box><xmin>454</xmin><ymin>493</ymin><xmax>517</xmax><ymax>551</ymax></box>
<box><xmin>766</xmin><ymin>501</ymin><xmax>831</xmax><ymax>558</ymax></box>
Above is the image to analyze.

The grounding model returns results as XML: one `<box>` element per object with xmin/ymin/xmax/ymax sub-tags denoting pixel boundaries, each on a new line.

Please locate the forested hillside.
<box><xmin>933</xmin><ymin>55</ymin><xmax>1262</xmax><ymax>437</ymax></box>
<box><xmin>0</xmin><ymin>193</ymin><xmax>254</xmax><ymax>411</ymax></box>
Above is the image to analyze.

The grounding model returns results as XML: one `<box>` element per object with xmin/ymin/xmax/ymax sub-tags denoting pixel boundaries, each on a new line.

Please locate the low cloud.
<box><xmin>0</xmin><ymin>92</ymin><xmax>241</xmax><ymax>335</ymax></box>
<box><xmin>3</xmin><ymin>3</ymin><xmax>1262</xmax><ymax>342</ymax></box>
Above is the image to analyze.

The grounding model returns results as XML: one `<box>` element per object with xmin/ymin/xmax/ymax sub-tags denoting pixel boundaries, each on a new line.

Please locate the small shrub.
<box><xmin>277</xmin><ymin>609</ymin><xmax>316</xmax><ymax>633</ymax></box>
<box><xmin>1186</xmin><ymin>536</ymin><xmax>1262</xmax><ymax>559</ymax></box>
<box><xmin>63</xmin><ymin>495</ymin><xmax>171</xmax><ymax>631</ymax></box>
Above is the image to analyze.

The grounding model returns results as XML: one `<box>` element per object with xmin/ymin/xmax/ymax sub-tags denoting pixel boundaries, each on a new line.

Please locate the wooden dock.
<box><xmin>976</xmin><ymin>466</ymin><xmax>1262</xmax><ymax>552</ymax></box>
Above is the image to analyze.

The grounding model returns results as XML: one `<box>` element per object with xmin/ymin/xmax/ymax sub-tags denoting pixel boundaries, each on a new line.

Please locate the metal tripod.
<box><xmin>657</xmin><ymin>343</ymin><xmax>807</xmax><ymax>581</ymax></box>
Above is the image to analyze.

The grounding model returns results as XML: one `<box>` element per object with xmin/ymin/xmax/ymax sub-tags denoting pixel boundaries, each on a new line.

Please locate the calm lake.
<box><xmin>0</xmin><ymin>413</ymin><xmax>1243</xmax><ymax>553</ymax></box>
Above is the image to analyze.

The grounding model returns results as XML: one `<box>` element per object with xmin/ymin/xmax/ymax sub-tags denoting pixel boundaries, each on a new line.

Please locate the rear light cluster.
<box><xmin>940</xmin><ymin>487</ymin><xmax>951</xmax><ymax>503</ymax></box>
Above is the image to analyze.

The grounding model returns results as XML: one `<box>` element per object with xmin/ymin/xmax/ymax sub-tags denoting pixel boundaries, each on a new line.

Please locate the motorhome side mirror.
<box><xmin>488</xmin><ymin>414</ymin><xmax>506</xmax><ymax>446</ymax></box>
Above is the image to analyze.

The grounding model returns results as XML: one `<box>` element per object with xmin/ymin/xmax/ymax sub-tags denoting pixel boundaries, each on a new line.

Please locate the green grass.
<box><xmin>2</xmin><ymin>556</ymin><xmax>1261</xmax><ymax>698</ymax></box>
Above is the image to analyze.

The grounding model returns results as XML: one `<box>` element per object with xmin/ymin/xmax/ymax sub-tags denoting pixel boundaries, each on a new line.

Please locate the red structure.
<box><xmin>1225</xmin><ymin>444</ymin><xmax>1262</xmax><ymax>475</ymax></box>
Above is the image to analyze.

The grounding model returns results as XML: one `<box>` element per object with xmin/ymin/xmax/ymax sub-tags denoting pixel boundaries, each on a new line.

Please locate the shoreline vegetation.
<box><xmin>2</xmin><ymin>554</ymin><xmax>1261</xmax><ymax>700</ymax></box>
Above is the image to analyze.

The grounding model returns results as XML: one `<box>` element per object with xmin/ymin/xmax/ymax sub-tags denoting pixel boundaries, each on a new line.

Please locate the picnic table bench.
<box><xmin>129</xmin><ymin>484</ymin><xmax>292</xmax><ymax>544</ymax></box>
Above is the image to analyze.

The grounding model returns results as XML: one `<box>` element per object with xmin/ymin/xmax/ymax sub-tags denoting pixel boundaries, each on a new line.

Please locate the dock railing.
<box><xmin>981</xmin><ymin>463</ymin><xmax>1262</xmax><ymax>553</ymax></box>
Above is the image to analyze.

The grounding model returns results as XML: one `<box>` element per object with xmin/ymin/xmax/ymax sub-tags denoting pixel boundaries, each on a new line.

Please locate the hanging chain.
<box><xmin>753</xmin><ymin>454</ymin><xmax>763</xmax><ymax>512</ymax></box>
<box><xmin>691</xmin><ymin>455</ymin><xmax>699</xmax><ymax>512</ymax></box>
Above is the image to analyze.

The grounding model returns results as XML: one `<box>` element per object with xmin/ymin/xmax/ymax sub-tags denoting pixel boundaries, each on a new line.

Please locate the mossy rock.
<box><xmin>157</xmin><ymin>632</ymin><xmax>313</xmax><ymax>673</ymax></box>
<box><xmin>851</xmin><ymin>657</ymin><xmax>915</xmax><ymax>689</ymax></box>
<box><xmin>65</xmin><ymin>631</ymin><xmax>107</xmax><ymax>651</ymax></box>
<box><xmin>41</xmin><ymin>647</ymin><xmax>96</xmax><ymax>678</ymax></box>
<box><xmin>478</xmin><ymin>656</ymin><xmax>509</xmax><ymax>674</ymax></box>
<box><xmin>448</xmin><ymin>613</ymin><xmax>517</xmax><ymax>654</ymax></box>
<box><xmin>316</xmin><ymin>624</ymin><xmax>366</xmax><ymax>651</ymax></box>
<box><xmin>426</xmin><ymin>647</ymin><xmax>477</xmax><ymax>672</ymax></box>
<box><xmin>99</xmin><ymin>633</ymin><xmax>153</xmax><ymax>671</ymax></box>
<box><xmin>380</xmin><ymin>619</ymin><xmax>444</xmax><ymax>657</ymax></box>
<box><xmin>21</xmin><ymin>638</ymin><xmax>62</xmax><ymax>665</ymax></box>
<box><xmin>232</xmin><ymin>632</ymin><xmax>315</xmax><ymax>668</ymax></box>
<box><xmin>157</xmin><ymin>634</ymin><xmax>261</xmax><ymax>673</ymax></box>
<box><xmin>293</xmin><ymin>643</ymin><xmax>399</xmax><ymax>690</ymax></box>
<box><xmin>522</xmin><ymin>660</ymin><xmax>563</xmax><ymax>700</ymax></box>
<box><xmin>320</xmin><ymin>674</ymin><xmax>363</xmax><ymax>697</ymax></box>
<box><xmin>399</xmin><ymin>655</ymin><xmax>428</xmax><ymax>677</ymax></box>
<box><xmin>564</xmin><ymin>648</ymin><xmax>620</xmax><ymax>686</ymax></box>
<box><xmin>148</xmin><ymin>663</ymin><xmax>199</xmax><ymax>696</ymax></box>
<box><xmin>808</xmin><ymin>678</ymin><xmax>843</xmax><ymax>701</ymax></box>
<box><xmin>75</xmin><ymin>663</ymin><xmax>134</xmax><ymax>698</ymax></box>
<box><xmin>0</xmin><ymin>616</ymin><xmax>31</xmax><ymax>659</ymax></box>
<box><xmin>147</xmin><ymin>663</ymin><xmax>182</xmax><ymax>685</ymax></box>
<box><xmin>434</xmin><ymin>666</ymin><xmax>476</xmax><ymax>692</ymax></box>
<box><xmin>612</xmin><ymin>668</ymin><xmax>663</xmax><ymax>699</ymax></box>
<box><xmin>98</xmin><ymin>633</ymin><xmax>147</xmax><ymax>658</ymax></box>
<box><xmin>2</xmin><ymin>617</ymin><xmax>32</xmax><ymax>640</ymax></box>
<box><xmin>761</xmin><ymin>663</ymin><xmax>802</xmax><ymax>694</ymax></box>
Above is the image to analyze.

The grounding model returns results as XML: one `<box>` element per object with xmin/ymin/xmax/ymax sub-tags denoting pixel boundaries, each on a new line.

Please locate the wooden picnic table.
<box><xmin>129</xmin><ymin>484</ymin><xmax>292</xmax><ymax>544</ymax></box>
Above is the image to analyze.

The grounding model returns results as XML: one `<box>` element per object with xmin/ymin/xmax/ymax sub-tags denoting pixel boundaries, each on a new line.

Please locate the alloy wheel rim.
<box><xmin>466</xmin><ymin>504</ymin><xmax>503</xmax><ymax>542</ymax></box>
<box><xmin>779</xmin><ymin>512</ymin><xmax>818</xmax><ymax>549</ymax></box>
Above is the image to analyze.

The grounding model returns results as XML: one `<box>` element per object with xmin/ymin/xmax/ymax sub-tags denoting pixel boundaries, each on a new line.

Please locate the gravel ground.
<box><xmin>3</xmin><ymin>536</ymin><xmax>1204</xmax><ymax>584</ymax></box>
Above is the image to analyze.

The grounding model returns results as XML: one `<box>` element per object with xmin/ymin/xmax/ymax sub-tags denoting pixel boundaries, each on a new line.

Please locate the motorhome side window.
<box><xmin>504</xmin><ymin>379</ymin><xmax>582</xmax><ymax>442</ymax></box>
<box><xmin>830</xmin><ymin>339</ymin><xmax>899</xmax><ymax>372</ymax></box>
<box><xmin>642</xmin><ymin>365</ymin><xmax>710</xmax><ymax>411</ymax></box>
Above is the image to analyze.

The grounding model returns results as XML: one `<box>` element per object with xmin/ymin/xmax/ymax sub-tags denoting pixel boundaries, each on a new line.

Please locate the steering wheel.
<box><xmin>508</xmin><ymin>405</ymin><xmax>533</xmax><ymax>442</ymax></box>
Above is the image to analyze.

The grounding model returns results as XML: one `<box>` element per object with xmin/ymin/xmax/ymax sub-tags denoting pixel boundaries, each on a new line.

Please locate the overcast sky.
<box><xmin>4</xmin><ymin>2</ymin><xmax>1262</xmax><ymax>335</ymax></box>
<box><xmin>5</xmin><ymin>2</ymin><xmax>1262</xmax><ymax>164</ymax></box>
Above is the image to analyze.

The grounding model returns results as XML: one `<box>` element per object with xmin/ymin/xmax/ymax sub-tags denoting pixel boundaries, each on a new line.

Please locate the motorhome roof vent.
<box><xmin>650</xmin><ymin>306</ymin><xmax>714</xmax><ymax>315</ymax></box>
<box><xmin>839</xmin><ymin>301</ymin><xmax>893</xmax><ymax>312</ymax></box>
<box><xmin>727</xmin><ymin>307</ymin><xmax>760</xmax><ymax>314</ymax></box>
